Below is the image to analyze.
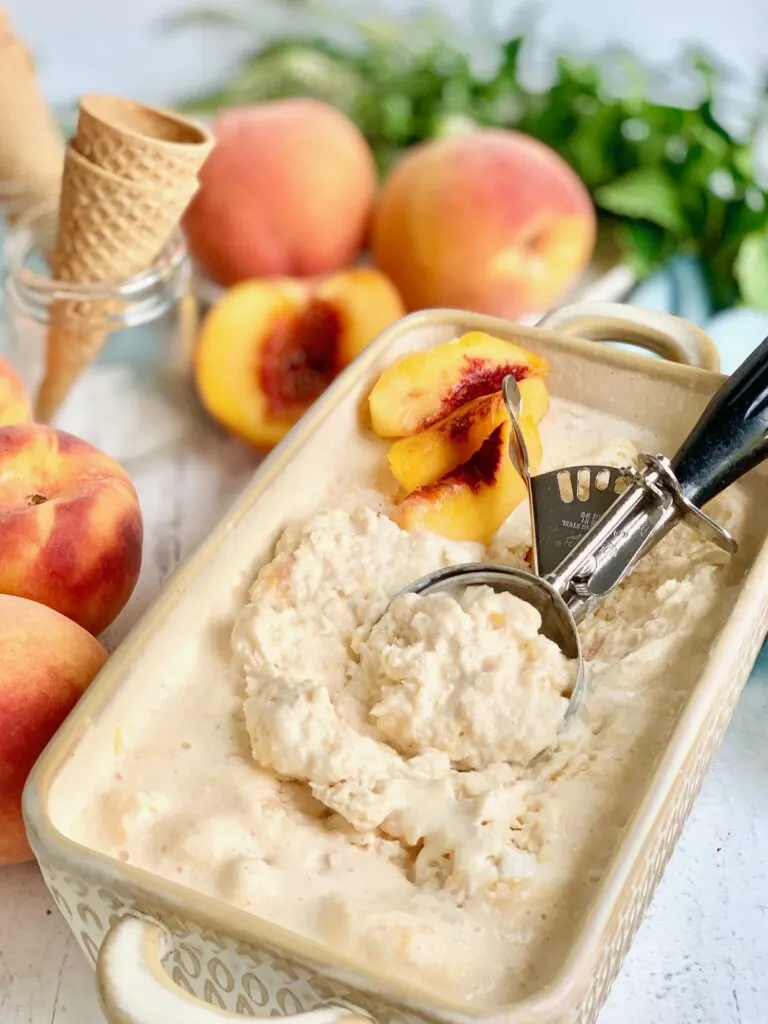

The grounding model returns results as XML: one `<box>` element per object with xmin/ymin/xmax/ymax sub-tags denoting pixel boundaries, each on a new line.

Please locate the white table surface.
<box><xmin>1</xmin><ymin>364</ymin><xmax>767</xmax><ymax>1024</ymax></box>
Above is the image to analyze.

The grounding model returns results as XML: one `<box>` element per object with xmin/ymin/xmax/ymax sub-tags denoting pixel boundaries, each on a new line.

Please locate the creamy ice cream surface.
<box><xmin>234</xmin><ymin>507</ymin><xmax>577</xmax><ymax>898</ymax></box>
<box><xmin>363</xmin><ymin>587</ymin><xmax>575</xmax><ymax>769</ymax></box>
<box><xmin>70</xmin><ymin>398</ymin><xmax>748</xmax><ymax>1006</ymax></box>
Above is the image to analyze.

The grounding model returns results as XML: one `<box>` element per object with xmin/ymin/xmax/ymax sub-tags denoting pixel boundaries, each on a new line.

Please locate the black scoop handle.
<box><xmin>670</xmin><ymin>335</ymin><xmax>768</xmax><ymax>508</ymax></box>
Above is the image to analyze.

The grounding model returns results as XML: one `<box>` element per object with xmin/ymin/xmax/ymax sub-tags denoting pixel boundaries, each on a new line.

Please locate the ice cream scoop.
<box><xmin>391</xmin><ymin>335</ymin><xmax>768</xmax><ymax>757</ymax></box>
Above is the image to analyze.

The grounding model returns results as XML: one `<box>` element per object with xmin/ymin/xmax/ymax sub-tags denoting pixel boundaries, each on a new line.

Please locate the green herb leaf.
<box><xmin>734</xmin><ymin>233</ymin><xmax>768</xmax><ymax>311</ymax></box>
<box><xmin>618</xmin><ymin>221</ymin><xmax>670</xmax><ymax>277</ymax></box>
<box><xmin>595</xmin><ymin>169</ymin><xmax>688</xmax><ymax>234</ymax></box>
<box><xmin>170</xmin><ymin>3</ymin><xmax>768</xmax><ymax>311</ymax></box>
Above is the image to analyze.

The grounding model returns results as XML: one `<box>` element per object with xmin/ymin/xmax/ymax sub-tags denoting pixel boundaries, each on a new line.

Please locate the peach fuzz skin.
<box><xmin>184</xmin><ymin>98</ymin><xmax>377</xmax><ymax>287</ymax></box>
<box><xmin>371</xmin><ymin>129</ymin><xmax>596</xmax><ymax>319</ymax></box>
<box><xmin>0</xmin><ymin>595</ymin><xmax>108</xmax><ymax>864</ymax></box>
<box><xmin>0</xmin><ymin>355</ymin><xmax>33</xmax><ymax>426</ymax></box>
<box><xmin>0</xmin><ymin>424</ymin><xmax>143</xmax><ymax>635</ymax></box>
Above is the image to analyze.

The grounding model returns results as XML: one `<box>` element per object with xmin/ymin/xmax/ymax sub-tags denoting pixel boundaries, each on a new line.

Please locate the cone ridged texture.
<box><xmin>52</xmin><ymin>144</ymin><xmax>198</xmax><ymax>285</ymax></box>
<box><xmin>75</xmin><ymin>94</ymin><xmax>213</xmax><ymax>187</ymax></box>
<box><xmin>36</xmin><ymin>98</ymin><xmax>213</xmax><ymax>421</ymax></box>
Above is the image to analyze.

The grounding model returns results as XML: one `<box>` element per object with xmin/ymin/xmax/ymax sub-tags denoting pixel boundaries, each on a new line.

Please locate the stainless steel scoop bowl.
<box><xmin>398</xmin><ymin>561</ymin><xmax>587</xmax><ymax>724</ymax></box>
<box><xmin>386</xmin><ymin>332</ymin><xmax>768</xmax><ymax>758</ymax></box>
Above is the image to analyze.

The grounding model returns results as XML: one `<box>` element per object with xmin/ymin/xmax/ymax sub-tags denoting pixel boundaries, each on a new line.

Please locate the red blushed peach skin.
<box><xmin>0</xmin><ymin>355</ymin><xmax>33</xmax><ymax>426</ymax></box>
<box><xmin>195</xmin><ymin>268</ymin><xmax>405</xmax><ymax>449</ymax></box>
<box><xmin>184</xmin><ymin>98</ymin><xmax>377</xmax><ymax>286</ymax></box>
<box><xmin>371</xmin><ymin>129</ymin><xmax>596</xmax><ymax>318</ymax></box>
<box><xmin>0</xmin><ymin>594</ymin><xmax>108</xmax><ymax>864</ymax></box>
<box><xmin>369</xmin><ymin>331</ymin><xmax>548</xmax><ymax>438</ymax></box>
<box><xmin>0</xmin><ymin>424</ymin><xmax>143</xmax><ymax>635</ymax></box>
<box><xmin>395</xmin><ymin>417</ymin><xmax>531</xmax><ymax>545</ymax></box>
<box><xmin>387</xmin><ymin>377</ymin><xmax>547</xmax><ymax>491</ymax></box>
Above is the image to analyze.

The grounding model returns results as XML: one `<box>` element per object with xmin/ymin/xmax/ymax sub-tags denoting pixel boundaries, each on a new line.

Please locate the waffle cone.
<box><xmin>0</xmin><ymin>8</ymin><xmax>13</xmax><ymax>45</ymax></box>
<box><xmin>35</xmin><ymin>142</ymin><xmax>200</xmax><ymax>421</ymax></box>
<box><xmin>36</xmin><ymin>323</ymin><xmax>114</xmax><ymax>423</ymax></box>
<box><xmin>74</xmin><ymin>94</ymin><xmax>213</xmax><ymax>188</ymax></box>
<box><xmin>52</xmin><ymin>144</ymin><xmax>196</xmax><ymax>283</ymax></box>
<box><xmin>0</xmin><ymin>37</ymin><xmax>64</xmax><ymax>213</ymax></box>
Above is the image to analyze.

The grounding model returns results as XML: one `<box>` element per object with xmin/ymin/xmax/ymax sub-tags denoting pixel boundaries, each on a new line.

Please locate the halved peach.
<box><xmin>368</xmin><ymin>331</ymin><xmax>548</xmax><ymax>438</ymax></box>
<box><xmin>195</xmin><ymin>268</ymin><xmax>405</xmax><ymax>449</ymax></box>
<box><xmin>394</xmin><ymin>416</ymin><xmax>539</xmax><ymax>545</ymax></box>
<box><xmin>387</xmin><ymin>375</ymin><xmax>547</xmax><ymax>491</ymax></box>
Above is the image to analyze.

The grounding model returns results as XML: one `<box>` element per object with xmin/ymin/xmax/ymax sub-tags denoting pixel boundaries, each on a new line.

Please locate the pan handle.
<box><xmin>670</xmin><ymin>334</ymin><xmax>768</xmax><ymax>508</ymax></box>
<box><xmin>97</xmin><ymin>915</ymin><xmax>371</xmax><ymax>1024</ymax></box>
<box><xmin>537</xmin><ymin>302</ymin><xmax>720</xmax><ymax>372</ymax></box>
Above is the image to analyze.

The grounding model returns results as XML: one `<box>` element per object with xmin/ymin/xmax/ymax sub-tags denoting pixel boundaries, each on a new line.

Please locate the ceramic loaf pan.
<box><xmin>23</xmin><ymin>302</ymin><xmax>768</xmax><ymax>1024</ymax></box>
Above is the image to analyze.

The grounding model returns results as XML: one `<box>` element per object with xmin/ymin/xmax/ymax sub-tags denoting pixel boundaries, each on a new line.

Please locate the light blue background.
<box><xmin>5</xmin><ymin>0</ymin><xmax>768</xmax><ymax>113</ymax></box>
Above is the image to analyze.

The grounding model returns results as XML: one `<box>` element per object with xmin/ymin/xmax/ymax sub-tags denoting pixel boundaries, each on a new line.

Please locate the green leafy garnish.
<box><xmin>595</xmin><ymin>170</ymin><xmax>687</xmax><ymax>235</ymax></box>
<box><xmin>169</xmin><ymin>1</ymin><xmax>768</xmax><ymax>311</ymax></box>
<box><xmin>734</xmin><ymin>234</ymin><xmax>768</xmax><ymax>311</ymax></box>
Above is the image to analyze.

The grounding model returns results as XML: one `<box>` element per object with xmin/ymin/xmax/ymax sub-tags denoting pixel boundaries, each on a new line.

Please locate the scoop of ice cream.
<box><xmin>236</xmin><ymin>509</ymin><xmax>580</xmax><ymax>896</ymax></box>
<box><xmin>359</xmin><ymin>585</ymin><xmax>576</xmax><ymax>769</ymax></box>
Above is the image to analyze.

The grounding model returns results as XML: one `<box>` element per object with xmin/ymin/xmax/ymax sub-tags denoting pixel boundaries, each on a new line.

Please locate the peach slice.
<box><xmin>368</xmin><ymin>331</ymin><xmax>548</xmax><ymax>438</ymax></box>
<box><xmin>394</xmin><ymin>416</ymin><xmax>537</xmax><ymax>545</ymax></box>
<box><xmin>195</xmin><ymin>268</ymin><xmax>405</xmax><ymax>449</ymax></box>
<box><xmin>387</xmin><ymin>376</ymin><xmax>547</xmax><ymax>491</ymax></box>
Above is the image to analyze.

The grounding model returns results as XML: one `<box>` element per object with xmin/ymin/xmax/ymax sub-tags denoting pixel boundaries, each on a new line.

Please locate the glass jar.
<box><xmin>0</xmin><ymin>181</ymin><xmax>62</xmax><ymax>354</ymax></box>
<box><xmin>3</xmin><ymin>199</ymin><xmax>203</xmax><ymax>464</ymax></box>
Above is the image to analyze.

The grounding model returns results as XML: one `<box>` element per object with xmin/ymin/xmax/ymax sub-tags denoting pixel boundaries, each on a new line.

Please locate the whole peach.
<box><xmin>184</xmin><ymin>98</ymin><xmax>377</xmax><ymax>286</ymax></box>
<box><xmin>371</xmin><ymin>129</ymin><xmax>596</xmax><ymax>318</ymax></box>
<box><xmin>1</xmin><ymin>594</ymin><xmax>108</xmax><ymax>865</ymax></box>
<box><xmin>0</xmin><ymin>354</ymin><xmax>33</xmax><ymax>426</ymax></box>
<box><xmin>0</xmin><ymin>424</ymin><xmax>143</xmax><ymax>635</ymax></box>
